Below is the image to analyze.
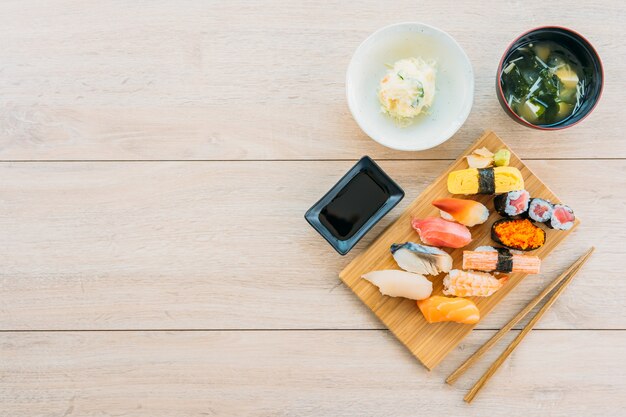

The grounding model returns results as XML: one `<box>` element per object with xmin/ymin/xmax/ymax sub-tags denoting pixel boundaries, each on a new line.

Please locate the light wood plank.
<box><xmin>1</xmin><ymin>330</ymin><xmax>624</xmax><ymax>416</ymax></box>
<box><xmin>0</xmin><ymin>159</ymin><xmax>624</xmax><ymax>330</ymax></box>
<box><xmin>0</xmin><ymin>0</ymin><xmax>623</xmax><ymax>160</ymax></box>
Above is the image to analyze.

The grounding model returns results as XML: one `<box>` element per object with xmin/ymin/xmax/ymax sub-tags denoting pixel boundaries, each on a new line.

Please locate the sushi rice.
<box><xmin>527</xmin><ymin>198</ymin><xmax>553</xmax><ymax>223</ymax></box>
<box><xmin>550</xmin><ymin>204</ymin><xmax>576</xmax><ymax>230</ymax></box>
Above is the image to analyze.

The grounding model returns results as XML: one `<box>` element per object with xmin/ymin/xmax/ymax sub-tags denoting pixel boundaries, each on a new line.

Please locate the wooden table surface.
<box><xmin>1</xmin><ymin>1</ymin><xmax>625</xmax><ymax>416</ymax></box>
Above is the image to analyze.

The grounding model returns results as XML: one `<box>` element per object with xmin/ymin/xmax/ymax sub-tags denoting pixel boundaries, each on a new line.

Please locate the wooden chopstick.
<box><xmin>447</xmin><ymin>246</ymin><xmax>595</xmax><ymax>385</ymax></box>
<box><xmin>463</xmin><ymin>247</ymin><xmax>594</xmax><ymax>403</ymax></box>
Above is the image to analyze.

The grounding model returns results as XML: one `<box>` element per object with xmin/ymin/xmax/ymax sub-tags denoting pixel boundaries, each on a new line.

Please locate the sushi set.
<box><xmin>339</xmin><ymin>130</ymin><xmax>580</xmax><ymax>370</ymax></box>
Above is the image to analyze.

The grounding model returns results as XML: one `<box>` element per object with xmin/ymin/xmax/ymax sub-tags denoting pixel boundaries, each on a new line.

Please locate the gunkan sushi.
<box><xmin>491</xmin><ymin>218</ymin><xmax>546</xmax><ymax>251</ymax></box>
<box><xmin>527</xmin><ymin>198</ymin><xmax>553</xmax><ymax>223</ymax></box>
<box><xmin>447</xmin><ymin>166</ymin><xmax>524</xmax><ymax>195</ymax></box>
<box><xmin>494</xmin><ymin>190</ymin><xmax>530</xmax><ymax>218</ymax></box>
<box><xmin>432</xmin><ymin>198</ymin><xmax>489</xmax><ymax>227</ymax></box>
<box><xmin>550</xmin><ymin>204</ymin><xmax>576</xmax><ymax>230</ymax></box>
<box><xmin>462</xmin><ymin>246</ymin><xmax>541</xmax><ymax>274</ymax></box>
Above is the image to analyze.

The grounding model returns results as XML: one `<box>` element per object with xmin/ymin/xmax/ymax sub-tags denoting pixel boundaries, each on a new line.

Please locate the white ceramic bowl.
<box><xmin>346</xmin><ymin>22</ymin><xmax>474</xmax><ymax>151</ymax></box>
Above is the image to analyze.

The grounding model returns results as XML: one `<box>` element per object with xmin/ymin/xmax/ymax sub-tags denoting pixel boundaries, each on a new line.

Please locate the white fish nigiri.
<box><xmin>361</xmin><ymin>270</ymin><xmax>433</xmax><ymax>300</ymax></box>
<box><xmin>390</xmin><ymin>242</ymin><xmax>452</xmax><ymax>275</ymax></box>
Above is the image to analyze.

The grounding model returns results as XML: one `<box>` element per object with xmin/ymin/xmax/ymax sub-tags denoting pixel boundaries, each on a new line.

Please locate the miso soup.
<box><xmin>500</xmin><ymin>41</ymin><xmax>589</xmax><ymax>126</ymax></box>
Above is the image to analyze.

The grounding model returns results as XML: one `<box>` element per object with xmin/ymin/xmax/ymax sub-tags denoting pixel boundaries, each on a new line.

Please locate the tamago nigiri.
<box><xmin>447</xmin><ymin>166</ymin><xmax>524</xmax><ymax>195</ymax></box>
<box><xmin>411</xmin><ymin>217</ymin><xmax>472</xmax><ymax>249</ymax></box>
<box><xmin>432</xmin><ymin>198</ymin><xmax>489</xmax><ymax>227</ymax></box>
<box><xmin>417</xmin><ymin>296</ymin><xmax>480</xmax><ymax>324</ymax></box>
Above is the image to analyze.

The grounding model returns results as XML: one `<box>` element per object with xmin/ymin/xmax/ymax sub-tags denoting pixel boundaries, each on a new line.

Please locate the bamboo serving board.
<box><xmin>339</xmin><ymin>130</ymin><xmax>579</xmax><ymax>371</ymax></box>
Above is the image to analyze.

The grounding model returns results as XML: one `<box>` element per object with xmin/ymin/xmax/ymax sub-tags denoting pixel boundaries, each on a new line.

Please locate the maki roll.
<box><xmin>527</xmin><ymin>198</ymin><xmax>554</xmax><ymax>223</ymax></box>
<box><xmin>491</xmin><ymin>218</ymin><xmax>546</xmax><ymax>251</ymax></box>
<box><xmin>447</xmin><ymin>167</ymin><xmax>524</xmax><ymax>195</ymax></box>
<box><xmin>550</xmin><ymin>204</ymin><xmax>576</xmax><ymax>230</ymax></box>
<box><xmin>494</xmin><ymin>190</ymin><xmax>530</xmax><ymax>218</ymax></box>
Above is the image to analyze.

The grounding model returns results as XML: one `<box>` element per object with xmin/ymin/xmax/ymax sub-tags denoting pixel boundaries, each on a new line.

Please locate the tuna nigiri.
<box><xmin>417</xmin><ymin>296</ymin><xmax>480</xmax><ymax>324</ymax></box>
<box><xmin>361</xmin><ymin>270</ymin><xmax>433</xmax><ymax>300</ymax></box>
<box><xmin>432</xmin><ymin>198</ymin><xmax>489</xmax><ymax>227</ymax></box>
<box><xmin>411</xmin><ymin>217</ymin><xmax>472</xmax><ymax>249</ymax></box>
<box><xmin>442</xmin><ymin>269</ymin><xmax>507</xmax><ymax>297</ymax></box>
<box><xmin>390</xmin><ymin>242</ymin><xmax>453</xmax><ymax>275</ymax></box>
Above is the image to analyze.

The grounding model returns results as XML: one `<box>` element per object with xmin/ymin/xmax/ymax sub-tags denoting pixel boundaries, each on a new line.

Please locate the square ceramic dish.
<box><xmin>305</xmin><ymin>156</ymin><xmax>404</xmax><ymax>255</ymax></box>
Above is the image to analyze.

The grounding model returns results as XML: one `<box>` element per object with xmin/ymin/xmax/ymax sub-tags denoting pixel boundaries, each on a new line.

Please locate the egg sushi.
<box><xmin>447</xmin><ymin>167</ymin><xmax>524</xmax><ymax>195</ymax></box>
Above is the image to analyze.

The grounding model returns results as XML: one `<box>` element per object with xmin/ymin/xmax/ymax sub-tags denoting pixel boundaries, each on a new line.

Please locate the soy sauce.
<box><xmin>319</xmin><ymin>170</ymin><xmax>388</xmax><ymax>240</ymax></box>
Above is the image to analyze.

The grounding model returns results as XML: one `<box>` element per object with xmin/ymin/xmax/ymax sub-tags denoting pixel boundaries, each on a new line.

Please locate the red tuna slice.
<box><xmin>510</xmin><ymin>192</ymin><xmax>529</xmax><ymax>213</ymax></box>
<box><xmin>411</xmin><ymin>217</ymin><xmax>472</xmax><ymax>249</ymax></box>
<box><xmin>553</xmin><ymin>205</ymin><xmax>575</xmax><ymax>223</ymax></box>
<box><xmin>533</xmin><ymin>204</ymin><xmax>549</xmax><ymax>217</ymax></box>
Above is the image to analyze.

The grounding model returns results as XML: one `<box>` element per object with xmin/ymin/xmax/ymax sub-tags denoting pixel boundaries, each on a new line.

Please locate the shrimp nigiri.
<box><xmin>417</xmin><ymin>296</ymin><xmax>480</xmax><ymax>324</ymax></box>
<box><xmin>442</xmin><ymin>269</ymin><xmax>507</xmax><ymax>297</ymax></box>
<box><xmin>411</xmin><ymin>217</ymin><xmax>472</xmax><ymax>249</ymax></box>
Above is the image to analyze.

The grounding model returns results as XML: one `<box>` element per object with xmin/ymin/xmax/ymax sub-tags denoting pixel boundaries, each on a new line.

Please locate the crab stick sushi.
<box><xmin>491</xmin><ymin>218</ymin><xmax>546</xmax><ymax>251</ymax></box>
<box><xmin>447</xmin><ymin>167</ymin><xmax>524</xmax><ymax>195</ymax></box>
<box><xmin>417</xmin><ymin>296</ymin><xmax>480</xmax><ymax>324</ymax></box>
<box><xmin>432</xmin><ymin>198</ymin><xmax>489</xmax><ymax>227</ymax></box>
<box><xmin>442</xmin><ymin>269</ymin><xmax>506</xmax><ymax>297</ymax></box>
<box><xmin>494</xmin><ymin>190</ymin><xmax>530</xmax><ymax>218</ymax></box>
<box><xmin>463</xmin><ymin>246</ymin><xmax>541</xmax><ymax>274</ymax></box>
<box><xmin>549</xmin><ymin>204</ymin><xmax>576</xmax><ymax>230</ymax></box>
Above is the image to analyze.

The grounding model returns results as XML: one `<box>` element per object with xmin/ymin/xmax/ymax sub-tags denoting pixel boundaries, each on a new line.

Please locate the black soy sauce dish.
<box><xmin>304</xmin><ymin>156</ymin><xmax>404</xmax><ymax>255</ymax></box>
<box><xmin>497</xmin><ymin>26</ymin><xmax>603</xmax><ymax>130</ymax></box>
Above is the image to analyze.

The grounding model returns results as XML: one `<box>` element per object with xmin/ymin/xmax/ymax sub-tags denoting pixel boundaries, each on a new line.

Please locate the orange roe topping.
<box><xmin>494</xmin><ymin>219</ymin><xmax>545</xmax><ymax>250</ymax></box>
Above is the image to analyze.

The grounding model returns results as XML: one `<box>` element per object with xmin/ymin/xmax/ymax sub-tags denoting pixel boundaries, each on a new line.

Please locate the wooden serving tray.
<box><xmin>339</xmin><ymin>130</ymin><xmax>579</xmax><ymax>370</ymax></box>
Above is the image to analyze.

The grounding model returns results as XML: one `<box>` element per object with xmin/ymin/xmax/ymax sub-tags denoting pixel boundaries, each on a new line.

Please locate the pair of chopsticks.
<box><xmin>446</xmin><ymin>247</ymin><xmax>595</xmax><ymax>403</ymax></box>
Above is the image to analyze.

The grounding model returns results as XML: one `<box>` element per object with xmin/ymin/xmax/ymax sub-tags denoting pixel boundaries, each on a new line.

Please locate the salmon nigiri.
<box><xmin>411</xmin><ymin>217</ymin><xmax>472</xmax><ymax>249</ymax></box>
<box><xmin>417</xmin><ymin>296</ymin><xmax>480</xmax><ymax>324</ymax></box>
<box><xmin>432</xmin><ymin>198</ymin><xmax>489</xmax><ymax>227</ymax></box>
